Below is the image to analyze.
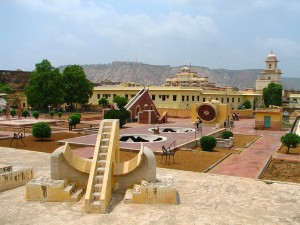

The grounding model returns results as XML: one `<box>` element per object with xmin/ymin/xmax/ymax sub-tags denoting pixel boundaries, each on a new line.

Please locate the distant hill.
<box><xmin>60</xmin><ymin>61</ymin><xmax>299</xmax><ymax>90</ymax></box>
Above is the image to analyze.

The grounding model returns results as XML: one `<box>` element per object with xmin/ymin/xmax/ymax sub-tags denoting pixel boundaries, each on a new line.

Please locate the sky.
<box><xmin>1</xmin><ymin>0</ymin><xmax>300</xmax><ymax>77</ymax></box>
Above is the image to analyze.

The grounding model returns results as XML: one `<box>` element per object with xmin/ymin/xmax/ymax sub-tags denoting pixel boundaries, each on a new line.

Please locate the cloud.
<box><xmin>258</xmin><ymin>37</ymin><xmax>300</xmax><ymax>57</ymax></box>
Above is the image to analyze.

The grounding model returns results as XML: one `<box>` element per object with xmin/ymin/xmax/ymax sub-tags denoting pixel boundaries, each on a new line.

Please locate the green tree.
<box><xmin>0</xmin><ymin>82</ymin><xmax>12</xmax><ymax>94</ymax></box>
<box><xmin>24</xmin><ymin>59</ymin><xmax>64</xmax><ymax>109</ymax></box>
<box><xmin>10</xmin><ymin>109</ymin><xmax>16</xmax><ymax>117</ymax></box>
<box><xmin>243</xmin><ymin>100</ymin><xmax>252</xmax><ymax>109</ymax></box>
<box><xmin>104</xmin><ymin>108</ymin><xmax>130</xmax><ymax>128</ymax></box>
<box><xmin>22</xmin><ymin>109</ymin><xmax>29</xmax><ymax>118</ymax></box>
<box><xmin>49</xmin><ymin>111</ymin><xmax>55</xmax><ymax>118</ymax></box>
<box><xmin>62</xmin><ymin>65</ymin><xmax>93</xmax><ymax>110</ymax></box>
<box><xmin>98</xmin><ymin>97</ymin><xmax>109</xmax><ymax>106</ymax></box>
<box><xmin>200</xmin><ymin>136</ymin><xmax>217</xmax><ymax>152</ymax></box>
<box><xmin>113</xmin><ymin>96</ymin><xmax>128</xmax><ymax>109</ymax></box>
<box><xmin>32</xmin><ymin>122</ymin><xmax>51</xmax><ymax>140</ymax></box>
<box><xmin>280</xmin><ymin>133</ymin><xmax>300</xmax><ymax>154</ymax></box>
<box><xmin>263</xmin><ymin>82</ymin><xmax>282</xmax><ymax>107</ymax></box>
<box><xmin>57</xmin><ymin>112</ymin><xmax>62</xmax><ymax>119</ymax></box>
<box><xmin>32</xmin><ymin>111</ymin><xmax>39</xmax><ymax>120</ymax></box>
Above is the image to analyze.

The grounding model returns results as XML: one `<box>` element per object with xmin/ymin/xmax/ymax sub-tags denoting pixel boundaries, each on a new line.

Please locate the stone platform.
<box><xmin>1</xmin><ymin>147</ymin><xmax>300</xmax><ymax>224</ymax></box>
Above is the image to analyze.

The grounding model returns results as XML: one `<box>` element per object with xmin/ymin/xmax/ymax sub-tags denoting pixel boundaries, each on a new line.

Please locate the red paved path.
<box><xmin>208</xmin><ymin>119</ymin><xmax>287</xmax><ymax>178</ymax></box>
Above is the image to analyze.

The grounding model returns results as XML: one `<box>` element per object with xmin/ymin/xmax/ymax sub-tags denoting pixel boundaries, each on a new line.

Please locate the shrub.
<box><xmin>98</xmin><ymin>97</ymin><xmax>109</xmax><ymax>106</ymax></box>
<box><xmin>243</xmin><ymin>100</ymin><xmax>252</xmax><ymax>109</ymax></box>
<box><xmin>221</xmin><ymin>130</ymin><xmax>233</xmax><ymax>139</ymax></box>
<box><xmin>73</xmin><ymin>113</ymin><xmax>81</xmax><ymax>119</ymax></box>
<box><xmin>281</xmin><ymin>133</ymin><xmax>300</xmax><ymax>154</ymax></box>
<box><xmin>22</xmin><ymin>109</ymin><xmax>29</xmax><ymax>118</ymax></box>
<box><xmin>57</xmin><ymin>112</ymin><xmax>62</xmax><ymax>119</ymax></box>
<box><xmin>32</xmin><ymin>122</ymin><xmax>51</xmax><ymax>139</ymax></box>
<box><xmin>2</xmin><ymin>108</ymin><xmax>6</xmax><ymax>115</ymax></box>
<box><xmin>69</xmin><ymin>114</ymin><xmax>81</xmax><ymax>128</ymax></box>
<box><xmin>113</xmin><ymin>96</ymin><xmax>128</xmax><ymax>109</ymax></box>
<box><xmin>49</xmin><ymin>110</ymin><xmax>55</xmax><ymax>118</ymax></box>
<box><xmin>104</xmin><ymin>109</ymin><xmax>130</xmax><ymax>128</ymax></box>
<box><xmin>200</xmin><ymin>136</ymin><xmax>217</xmax><ymax>152</ymax></box>
<box><xmin>32</xmin><ymin>111</ymin><xmax>39</xmax><ymax>120</ymax></box>
<box><xmin>10</xmin><ymin>109</ymin><xmax>16</xmax><ymax>117</ymax></box>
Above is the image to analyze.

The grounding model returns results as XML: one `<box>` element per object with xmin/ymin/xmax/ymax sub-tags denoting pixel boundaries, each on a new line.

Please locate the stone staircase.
<box><xmin>85</xmin><ymin>119</ymin><xmax>119</xmax><ymax>214</ymax></box>
<box><xmin>0</xmin><ymin>164</ymin><xmax>33</xmax><ymax>192</ymax></box>
<box><xmin>26</xmin><ymin>174</ymin><xmax>84</xmax><ymax>202</ymax></box>
<box><xmin>124</xmin><ymin>176</ymin><xmax>177</xmax><ymax>205</ymax></box>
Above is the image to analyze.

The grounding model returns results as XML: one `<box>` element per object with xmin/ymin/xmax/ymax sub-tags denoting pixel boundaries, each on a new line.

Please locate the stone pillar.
<box><xmin>5</xmin><ymin>103</ymin><xmax>10</xmax><ymax>120</ymax></box>
<box><xmin>18</xmin><ymin>100</ymin><xmax>22</xmax><ymax>119</ymax></box>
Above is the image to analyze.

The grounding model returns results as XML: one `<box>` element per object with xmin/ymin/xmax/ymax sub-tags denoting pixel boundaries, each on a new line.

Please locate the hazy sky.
<box><xmin>1</xmin><ymin>0</ymin><xmax>300</xmax><ymax>77</ymax></box>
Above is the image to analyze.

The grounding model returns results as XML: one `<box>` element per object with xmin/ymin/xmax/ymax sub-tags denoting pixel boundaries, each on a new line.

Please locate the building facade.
<box><xmin>256</xmin><ymin>51</ymin><xmax>282</xmax><ymax>91</ymax></box>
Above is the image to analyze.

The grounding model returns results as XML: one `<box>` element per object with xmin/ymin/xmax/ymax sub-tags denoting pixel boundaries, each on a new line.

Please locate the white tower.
<box><xmin>255</xmin><ymin>51</ymin><xmax>282</xmax><ymax>91</ymax></box>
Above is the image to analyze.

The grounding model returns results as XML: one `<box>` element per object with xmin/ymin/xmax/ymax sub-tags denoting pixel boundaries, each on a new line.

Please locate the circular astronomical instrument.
<box><xmin>197</xmin><ymin>103</ymin><xmax>218</xmax><ymax>122</ymax></box>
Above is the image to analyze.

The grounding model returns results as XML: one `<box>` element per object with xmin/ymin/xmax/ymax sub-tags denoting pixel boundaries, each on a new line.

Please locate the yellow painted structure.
<box><xmin>191</xmin><ymin>101</ymin><xmax>231</xmax><ymax>128</ymax></box>
<box><xmin>255</xmin><ymin>106</ymin><xmax>282</xmax><ymax>130</ymax></box>
<box><xmin>91</xmin><ymin>85</ymin><xmax>262</xmax><ymax>111</ymax></box>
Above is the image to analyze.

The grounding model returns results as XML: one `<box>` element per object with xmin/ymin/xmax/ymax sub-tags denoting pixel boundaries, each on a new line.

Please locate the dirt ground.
<box><xmin>260</xmin><ymin>144</ymin><xmax>300</xmax><ymax>183</ymax></box>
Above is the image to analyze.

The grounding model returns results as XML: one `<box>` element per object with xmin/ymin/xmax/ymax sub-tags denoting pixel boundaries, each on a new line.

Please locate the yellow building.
<box><xmin>165</xmin><ymin>67</ymin><xmax>215</xmax><ymax>89</ymax></box>
<box><xmin>90</xmin><ymin>84</ymin><xmax>262</xmax><ymax>111</ymax></box>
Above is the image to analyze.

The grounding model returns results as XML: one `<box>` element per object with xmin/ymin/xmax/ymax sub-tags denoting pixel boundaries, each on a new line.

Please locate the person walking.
<box><xmin>68</xmin><ymin>117</ymin><xmax>73</xmax><ymax>131</ymax></box>
<box><xmin>230</xmin><ymin>119</ymin><xmax>234</xmax><ymax>129</ymax></box>
<box><xmin>224</xmin><ymin>120</ymin><xmax>227</xmax><ymax>129</ymax></box>
<box><xmin>196</xmin><ymin>117</ymin><xmax>202</xmax><ymax>131</ymax></box>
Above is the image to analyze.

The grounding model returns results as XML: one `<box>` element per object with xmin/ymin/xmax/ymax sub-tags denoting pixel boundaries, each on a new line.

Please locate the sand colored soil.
<box><xmin>0</xmin><ymin>132</ymin><xmax>84</xmax><ymax>153</ymax></box>
<box><xmin>260</xmin><ymin>144</ymin><xmax>300</xmax><ymax>183</ymax></box>
<box><xmin>260</xmin><ymin>159</ymin><xmax>300</xmax><ymax>183</ymax></box>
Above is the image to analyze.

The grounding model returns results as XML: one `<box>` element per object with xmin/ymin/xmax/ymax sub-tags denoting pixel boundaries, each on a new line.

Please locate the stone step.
<box><xmin>0</xmin><ymin>165</ymin><xmax>12</xmax><ymax>174</ymax></box>
<box><xmin>63</xmin><ymin>182</ymin><xmax>76</xmax><ymax>193</ymax></box>
<box><xmin>92</xmin><ymin>192</ymin><xmax>101</xmax><ymax>201</ymax></box>
<box><xmin>89</xmin><ymin>201</ymin><xmax>101</xmax><ymax>214</ymax></box>
<box><xmin>96</xmin><ymin>167</ymin><xmax>105</xmax><ymax>175</ymax></box>
<box><xmin>97</xmin><ymin>160</ymin><xmax>106</xmax><ymax>167</ymax></box>
<box><xmin>70</xmin><ymin>187</ymin><xmax>84</xmax><ymax>201</ymax></box>
<box><xmin>124</xmin><ymin>189</ymin><xmax>133</xmax><ymax>204</ymax></box>
<box><xmin>94</xmin><ymin>183</ymin><xmax>102</xmax><ymax>192</ymax></box>
<box><xmin>98</xmin><ymin>153</ymin><xmax>107</xmax><ymax>160</ymax></box>
<box><xmin>95</xmin><ymin>175</ymin><xmax>103</xmax><ymax>183</ymax></box>
<box><xmin>99</xmin><ymin>146</ymin><xmax>108</xmax><ymax>152</ymax></box>
<box><xmin>101</xmin><ymin>133</ymin><xmax>111</xmax><ymax>139</ymax></box>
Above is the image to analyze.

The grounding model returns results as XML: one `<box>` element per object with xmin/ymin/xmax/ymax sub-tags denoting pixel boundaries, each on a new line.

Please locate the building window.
<box><xmin>187</xmin><ymin>96</ymin><xmax>189</xmax><ymax>101</ymax></box>
<box><xmin>227</xmin><ymin>98</ymin><xmax>229</xmax><ymax>103</ymax></box>
<box><xmin>113</xmin><ymin>94</ymin><xmax>116</xmax><ymax>98</ymax></box>
<box><xmin>222</xmin><ymin>98</ymin><xmax>224</xmax><ymax>103</ymax></box>
<box><xmin>232</xmin><ymin>98</ymin><xmax>234</xmax><ymax>103</ymax></box>
<box><xmin>97</xmin><ymin>94</ymin><xmax>100</xmax><ymax>99</ymax></box>
<box><xmin>173</xmin><ymin>95</ymin><xmax>177</xmax><ymax>101</ymax></box>
<box><xmin>197</xmin><ymin>96</ymin><xmax>200</xmax><ymax>101</ymax></box>
<box><xmin>152</xmin><ymin>95</ymin><xmax>156</xmax><ymax>100</ymax></box>
<box><xmin>192</xmin><ymin>96</ymin><xmax>195</xmax><ymax>101</ymax></box>
<box><xmin>131</xmin><ymin>94</ymin><xmax>135</xmax><ymax>98</ymax></box>
<box><xmin>125</xmin><ymin>94</ymin><xmax>128</xmax><ymax>99</ymax></box>
<box><xmin>203</xmin><ymin>98</ymin><xmax>206</xmax><ymax>102</ymax></box>
<box><xmin>216</xmin><ymin>98</ymin><xmax>218</xmax><ymax>100</ymax></box>
<box><xmin>238</xmin><ymin>98</ymin><xmax>240</xmax><ymax>103</ymax></box>
<box><xmin>162</xmin><ymin>95</ymin><xmax>166</xmax><ymax>101</ymax></box>
<box><xmin>182</xmin><ymin>96</ymin><xmax>185</xmax><ymax>101</ymax></box>
<box><xmin>23</xmin><ymin>103</ymin><xmax>26</xmax><ymax>107</ymax></box>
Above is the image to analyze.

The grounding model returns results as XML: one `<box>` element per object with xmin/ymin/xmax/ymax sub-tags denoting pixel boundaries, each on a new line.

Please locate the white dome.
<box><xmin>266</xmin><ymin>51</ymin><xmax>277</xmax><ymax>61</ymax></box>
